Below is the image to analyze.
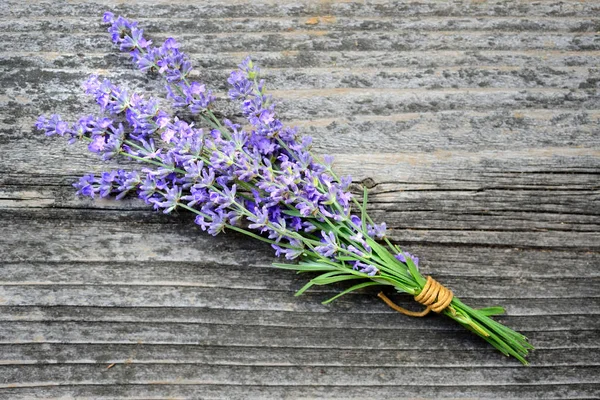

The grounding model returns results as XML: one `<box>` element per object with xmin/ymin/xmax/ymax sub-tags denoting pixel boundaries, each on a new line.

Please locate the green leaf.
<box><xmin>308</xmin><ymin>270</ymin><xmax>346</xmax><ymax>282</ymax></box>
<box><xmin>294</xmin><ymin>280</ymin><xmax>315</xmax><ymax>297</ymax></box>
<box><xmin>294</xmin><ymin>270</ymin><xmax>345</xmax><ymax>297</ymax></box>
<box><xmin>365</xmin><ymin>237</ymin><xmax>411</xmax><ymax>279</ymax></box>
<box><xmin>272</xmin><ymin>262</ymin><xmax>338</xmax><ymax>272</ymax></box>
<box><xmin>282</xmin><ymin>209</ymin><xmax>302</xmax><ymax>217</ymax></box>
<box><xmin>322</xmin><ymin>281</ymin><xmax>382</xmax><ymax>305</ymax></box>
<box><xmin>477</xmin><ymin>306</ymin><xmax>506</xmax><ymax>316</ymax></box>
<box><xmin>361</xmin><ymin>186</ymin><xmax>368</xmax><ymax>231</ymax></box>
<box><xmin>368</xmin><ymin>239</ymin><xmax>397</xmax><ymax>267</ymax></box>
<box><xmin>311</xmin><ymin>274</ymin><xmax>364</xmax><ymax>285</ymax></box>
<box><xmin>308</xmin><ymin>219</ymin><xmax>329</xmax><ymax>233</ymax></box>
<box><xmin>336</xmin><ymin>256</ymin><xmax>362</xmax><ymax>262</ymax></box>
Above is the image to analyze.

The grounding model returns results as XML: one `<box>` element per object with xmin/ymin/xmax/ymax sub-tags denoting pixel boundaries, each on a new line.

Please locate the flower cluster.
<box><xmin>35</xmin><ymin>12</ymin><xmax>533</xmax><ymax>364</ymax></box>
<box><xmin>104</xmin><ymin>12</ymin><xmax>214</xmax><ymax>114</ymax></box>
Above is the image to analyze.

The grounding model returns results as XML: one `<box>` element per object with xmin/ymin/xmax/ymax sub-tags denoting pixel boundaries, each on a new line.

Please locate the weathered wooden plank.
<box><xmin>2</xmin><ymin>30</ymin><xmax>599</xmax><ymax>54</ymax></box>
<box><xmin>1</xmin><ymin>285</ymin><xmax>598</xmax><ymax>315</ymax></box>
<box><xmin>2</xmin><ymin>0</ymin><xmax>598</xmax><ymax>19</ymax></box>
<box><xmin>0</xmin><ymin>241</ymin><xmax>596</xmax><ymax>282</ymax></box>
<box><xmin>1</xmin><ymin>343</ymin><xmax>597</xmax><ymax>367</ymax></box>
<box><xmin>5</xmin><ymin>50</ymin><xmax>600</xmax><ymax>69</ymax></box>
<box><xmin>4</xmin><ymin>64</ymin><xmax>599</xmax><ymax>91</ymax></box>
<box><xmin>0</xmin><ymin>247</ymin><xmax>595</xmax><ymax>280</ymax></box>
<box><xmin>2</xmin><ymin>16</ymin><xmax>600</xmax><ymax>34</ymax></box>
<box><xmin>0</xmin><ymin>306</ymin><xmax>597</xmax><ymax>333</ymax></box>
<box><xmin>6</xmin><ymin>385</ymin><xmax>600</xmax><ymax>400</ymax></box>
<box><xmin>13</xmin><ymin>320</ymin><xmax>600</xmax><ymax>349</ymax></box>
<box><xmin>1</xmin><ymin>364</ymin><xmax>598</xmax><ymax>388</ymax></box>
<box><xmin>0</xmin><ymin>384</ymin><xmax>598</xmax><ymax>400</ymax></box>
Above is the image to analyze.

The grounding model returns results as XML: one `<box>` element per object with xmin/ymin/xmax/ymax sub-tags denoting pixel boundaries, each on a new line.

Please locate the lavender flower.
<box><xmin>315</xmin><ymin>231</ymin><xmax>339</xmax><ymax>258</ymax></box>
<box><xmin>73</xmin><ymin>174</ymin><xmax>97</xmax><ymax>198</ymax></box>
<box><xmin>35</xmin><ymin>114</ymin><xmax>68</xmax><ymax>136</ymax></box>
<box><xmin>153</xmin><ymin>185</ymin><xmax>182</xmax><ymax>214</ymax></box>
<box><xmin>367</xmin><ymin>222</ymin><xmax>387</xmax><ymax>239</ymax></box>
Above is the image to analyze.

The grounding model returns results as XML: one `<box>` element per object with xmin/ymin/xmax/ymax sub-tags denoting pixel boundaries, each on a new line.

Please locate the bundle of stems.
<box><xmin>35</xmin><ymin>12</ymin><xmax>533</xmax><ymax>364</ymax></box>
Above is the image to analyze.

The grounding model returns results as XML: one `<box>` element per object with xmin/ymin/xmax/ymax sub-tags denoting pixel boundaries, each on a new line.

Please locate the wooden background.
<box><xmin>1</xmin><ymin>0</ymin><xmax>599</xmax><ymax>398</ymax></box>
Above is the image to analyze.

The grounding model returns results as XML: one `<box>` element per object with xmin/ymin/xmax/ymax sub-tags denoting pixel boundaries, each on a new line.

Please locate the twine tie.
<box><xmin>378</xmin><ymin>276</ymin><xmax>453</xmax><ymax>317</ymax></box>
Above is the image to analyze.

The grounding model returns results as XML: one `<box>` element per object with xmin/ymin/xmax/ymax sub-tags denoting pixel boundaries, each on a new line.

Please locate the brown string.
<box><xmin>378</xmin><ymin>276</ymin><xmax>453</xmax><ymax>317</ymax></box>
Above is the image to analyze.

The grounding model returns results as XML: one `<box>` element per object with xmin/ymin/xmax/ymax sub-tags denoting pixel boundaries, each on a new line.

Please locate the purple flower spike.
<box><xmin>36</xmin><ymin>115</ymin><xmax>69</xmax><ymax>137</ymax></box>
<box><xmin>367</xmin><ymin>222</ymin><xmax>387</xmax><ymax>239</ymax></box>
<box><xmin>73</xmin><ymin>174</ymin><xmax>98</xmax><ymax>198</ymax></box>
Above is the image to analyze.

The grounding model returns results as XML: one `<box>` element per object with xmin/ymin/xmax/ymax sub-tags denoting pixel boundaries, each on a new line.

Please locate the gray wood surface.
<box><xmin>1</xmin><ymin>0</ymin><xmax>599</xmax><ymax>398</ymax></box>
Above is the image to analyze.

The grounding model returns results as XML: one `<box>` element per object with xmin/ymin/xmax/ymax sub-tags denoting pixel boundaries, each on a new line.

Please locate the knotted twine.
<box><xmin>378</xmin><ymin>276</ymin><xmax>453</xmax><ymax>317</ymax></box>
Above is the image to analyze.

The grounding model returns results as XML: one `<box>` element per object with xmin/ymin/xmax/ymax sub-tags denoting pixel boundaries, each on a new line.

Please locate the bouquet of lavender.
<box><xmin>36</xmin><ymin>12</ymin><xmax>533</xmax><ymax>364</ymax></box>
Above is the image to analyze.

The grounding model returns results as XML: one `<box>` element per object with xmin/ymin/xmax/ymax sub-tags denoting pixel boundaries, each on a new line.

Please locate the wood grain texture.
<box><xmin>1</xmin><ymin>0</ymin><xmax>599</xmax><ymax>398</ymax></box>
